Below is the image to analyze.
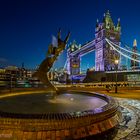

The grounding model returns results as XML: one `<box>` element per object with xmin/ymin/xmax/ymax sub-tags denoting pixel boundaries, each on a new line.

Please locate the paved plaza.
<box><xmin>59</xmin><ymin>87</ymin><xmax>140</xmax><ymax>139</ymax></box>
<box><xmin>87</xmin><ymin>88</ymin><xmax>140</xmax><ymax>139</ymax></box>
<box><xmin>0</xmin><ymin>88</ymin><xmax>140</xmax><ymax>139</ymax></box>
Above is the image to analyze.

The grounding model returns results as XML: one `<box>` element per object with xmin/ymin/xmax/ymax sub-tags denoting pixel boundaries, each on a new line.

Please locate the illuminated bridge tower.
<box><xmin>131</xmin><ymin>39</ymin><xmax>139</xmax><ymax>69</ymax></box>
<box><xmin>95</xmin><ymin>11</ymin><xmax>121</xmax><ymax>71</ymax></box>
<box><xmin>67</xmin><ymin>41</ymin><xmax>81</xmax><ymax>75</ymax></box>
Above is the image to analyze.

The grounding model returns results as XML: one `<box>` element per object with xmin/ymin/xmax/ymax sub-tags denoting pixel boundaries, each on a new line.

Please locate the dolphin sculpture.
<box><xmin>33</xmin><ymin>29</ymin><xmax>70</xmax><ymax>95</ymax></box>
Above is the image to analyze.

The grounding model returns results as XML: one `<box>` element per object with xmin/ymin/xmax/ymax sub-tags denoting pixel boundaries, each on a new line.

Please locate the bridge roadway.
<box><xmin>70</xmin><ymin>39</ymin><xmax>95</xmax><ymax>56</ymax></box>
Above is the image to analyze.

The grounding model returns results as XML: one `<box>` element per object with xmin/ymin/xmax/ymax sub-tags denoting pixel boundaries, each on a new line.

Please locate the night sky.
<box><xmin>0</xmin><ymin>0</ymin><xmax>140</xmax><ymax>70</ymax></box>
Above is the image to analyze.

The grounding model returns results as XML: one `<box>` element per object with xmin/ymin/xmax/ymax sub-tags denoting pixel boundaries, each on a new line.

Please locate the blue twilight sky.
<box><xmin>0</xmin><ymin>0</ymin><xmax>140</xmax><ymax>70</ymax></box>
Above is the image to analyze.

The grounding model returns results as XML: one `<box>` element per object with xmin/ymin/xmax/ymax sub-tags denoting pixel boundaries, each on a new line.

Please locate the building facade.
<box><xmin>131</xmin><ymin>39</ymin><xmax>139</xmax><ymax>69</ymax></box>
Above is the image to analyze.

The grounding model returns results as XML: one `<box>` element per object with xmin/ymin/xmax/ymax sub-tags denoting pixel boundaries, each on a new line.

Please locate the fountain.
<box><xmin>33</xmin><ymin>29</ymin><xmax>70</xmax><ymax>96</ymax></box>
<box><xmin>0</xmin><ymin>30</ymin><xmax>121</xmax><ymax>140</ymax></box>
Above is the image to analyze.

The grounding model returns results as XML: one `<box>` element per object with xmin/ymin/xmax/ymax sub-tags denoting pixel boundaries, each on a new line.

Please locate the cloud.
<box><xmin>0</xmin><ymin>58</ymin><xmax>9</xmax><ymax>68</ymax></box>
<box><xmin>0</xmin><ymin>58</ymin><xmax>8</xmax><ymax>63</ymax></box>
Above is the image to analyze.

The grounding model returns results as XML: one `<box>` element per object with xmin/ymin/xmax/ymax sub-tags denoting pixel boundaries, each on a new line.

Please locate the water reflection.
<box><xmin>0</xmin><ymin>93</ymin><xmax>107</xmax><ymax>114</ymax></box>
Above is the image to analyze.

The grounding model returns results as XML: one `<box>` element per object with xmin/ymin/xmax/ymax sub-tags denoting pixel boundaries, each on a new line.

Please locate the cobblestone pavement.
<box><xmin>114</xmin><ymin>98</ymin><xmax>140</xmax><ymax>140</ymax></box>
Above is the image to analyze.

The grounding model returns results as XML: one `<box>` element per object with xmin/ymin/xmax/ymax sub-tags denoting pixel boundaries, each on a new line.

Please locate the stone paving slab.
<box><xmin>114</xmin><ymin>98</ymin><xmax>140</xmax><ymax>140</ymax></box>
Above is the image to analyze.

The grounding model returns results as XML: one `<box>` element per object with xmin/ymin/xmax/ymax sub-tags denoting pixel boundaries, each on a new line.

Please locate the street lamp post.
<box><xmin>115</xmin><ymin>59</ymin><xmax>119</xmax><ymax>93</ymax></box>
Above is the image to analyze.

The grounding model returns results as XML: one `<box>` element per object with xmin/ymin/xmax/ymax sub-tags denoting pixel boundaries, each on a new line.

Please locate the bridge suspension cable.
<box><xmin>121</xmin><ymin>39</ymin><xmax>140</xmax><ymax>53</ymax></box>
<box><xmin>106</xmin><ymin>38</ymin><xmax>140</xmax><ymax>63</ymax></box>
<box><xmin>106</xmin><ymin>38</ymin><xmax>140</xmax><ymax>56</ymax></box>
<box><xmin>63</xmin><ymin>59</ymin><xmax>68</xmax><ymax>70</ymax></box>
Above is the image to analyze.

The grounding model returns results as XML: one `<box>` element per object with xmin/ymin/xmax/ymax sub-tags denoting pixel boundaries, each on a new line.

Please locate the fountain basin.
<box><xmin>0</xmin><ymin>91</ymin><xmax>121</xmax><ymax>139</ymax></box>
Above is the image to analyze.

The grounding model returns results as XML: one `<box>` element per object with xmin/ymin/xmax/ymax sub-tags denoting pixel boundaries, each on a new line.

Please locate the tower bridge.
<box><xmin>66</xmin><ymin>10</ymin><xmax>140</xmax><ymax>79</ymax></box>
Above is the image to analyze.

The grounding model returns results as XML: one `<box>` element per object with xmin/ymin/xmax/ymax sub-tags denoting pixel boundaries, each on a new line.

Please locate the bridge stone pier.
<box><xmin>67</xmin><ymin>11</ymin><xmax>121</xmax><ymax>76</ymax></box>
